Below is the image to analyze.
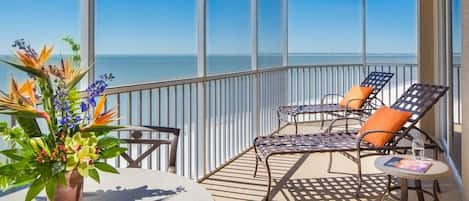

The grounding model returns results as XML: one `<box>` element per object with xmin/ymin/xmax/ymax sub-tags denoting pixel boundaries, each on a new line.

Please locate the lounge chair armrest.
<box><xmin>355</xmin><ymin>130</ymin><xmax>399</xmax><ymax>148</ymax></box>
<box><xmin>345</xmin><ymin>98</ymin><xmax>366</xmax><ymax>109</ymax></box>
<box><xmin>320</xmin><ymin>93</ymin><xmax>344</xmax><ymax>104</ymax></box>
<box><xmin>326</xmin><ymin>117</ymin><xmax>366</xmax><ymax>133</ymax></box>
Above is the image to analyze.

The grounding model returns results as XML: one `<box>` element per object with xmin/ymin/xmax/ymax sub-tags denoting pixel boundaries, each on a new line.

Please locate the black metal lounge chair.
<box><xmin>254</xmin><ymin>83</ymin><xmax>448</xmax><ymax>200</ymax></box>
<box><xmin>278</xmin><ymin>72</ymin><xmax>394</xmax><ymax>134</ymax></box>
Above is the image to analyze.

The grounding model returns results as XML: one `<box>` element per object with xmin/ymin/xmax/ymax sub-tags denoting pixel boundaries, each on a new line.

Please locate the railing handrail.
<box><xmin>104</xmin><ymin>65</ymin><xmax>286</xmax><ymax>94</ymax></box>
<box><xmin>104</xmin><ymin>62</ymin><xmax>460</xmax><ymax>95</ymax></box>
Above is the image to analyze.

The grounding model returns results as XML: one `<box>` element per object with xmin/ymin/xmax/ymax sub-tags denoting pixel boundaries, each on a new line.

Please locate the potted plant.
<box><xmin>0</xmin><ymin>38</ymin><xmax>126</xmax><ymax>201</ymax></box>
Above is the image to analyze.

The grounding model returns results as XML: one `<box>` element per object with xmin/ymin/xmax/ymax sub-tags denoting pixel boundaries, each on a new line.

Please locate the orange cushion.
<box><xmin>359</xmin><ymin>106</ymin><xmax>412</xmax><ymax>147</ymax></box>
<box><xmin>339</xmin><ymin>86</ymin><xmax>374</xmax><ymax>109</ymax></box>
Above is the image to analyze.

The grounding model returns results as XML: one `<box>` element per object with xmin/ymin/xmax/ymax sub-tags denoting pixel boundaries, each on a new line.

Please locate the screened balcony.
<box><xmin>0</xmin><ymin>0</ymin><xmax>464</xmax><ymax>200</ymax></box>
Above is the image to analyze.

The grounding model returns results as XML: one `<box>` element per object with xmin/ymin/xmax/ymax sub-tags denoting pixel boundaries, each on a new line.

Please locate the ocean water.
<box><xmin>92</xmin><ymin>53</ymin><xmax>418</xmax><ymax>86</ymax></box>
<box><xmin>0</xmin><ymin>53</ymin><xmax>419</xmax><ymax>88</ymax></box>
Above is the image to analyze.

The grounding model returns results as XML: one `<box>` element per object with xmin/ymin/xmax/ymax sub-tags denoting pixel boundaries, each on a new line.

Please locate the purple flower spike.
<box><xmin>80</xmin><ymin>102</ymin><xmax>88</xmax><ymax>112</ymax></box>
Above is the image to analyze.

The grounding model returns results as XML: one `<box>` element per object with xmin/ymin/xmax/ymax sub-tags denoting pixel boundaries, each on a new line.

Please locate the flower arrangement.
<box><xmin>0</xmin><ymin>38</ymin><xmax>126</xmax><ymax>201</ymax></box>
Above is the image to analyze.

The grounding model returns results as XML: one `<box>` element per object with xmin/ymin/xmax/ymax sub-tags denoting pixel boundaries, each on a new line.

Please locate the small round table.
<box><xmin>374</xmin><ymin>155</ymin><xmax>449</xmax><ymax>201</ymax></box>
<box><xmin>1</xmin><ymin>168</ymin><xmax>213</xmax><ymax>201</ymax></box>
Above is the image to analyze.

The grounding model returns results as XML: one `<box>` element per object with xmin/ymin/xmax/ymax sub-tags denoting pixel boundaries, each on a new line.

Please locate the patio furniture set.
<box><xmin>255</xmin><ymin>72</ymin><xmax>450</xmax><ymax>200</ymax></box>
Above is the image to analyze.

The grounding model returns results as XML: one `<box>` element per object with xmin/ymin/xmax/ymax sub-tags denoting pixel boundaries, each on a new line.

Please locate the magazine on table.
<box><xmin>384</xmin><ymin>157</ymin><xmax>432</xmax><ymax>173</ymax></box>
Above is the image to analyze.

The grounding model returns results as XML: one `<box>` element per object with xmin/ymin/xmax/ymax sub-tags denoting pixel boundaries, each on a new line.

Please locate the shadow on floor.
<box><xmin>283</xmin><ymin>175</ymin><xmax>394</xmax><ymax>201</ymax></box>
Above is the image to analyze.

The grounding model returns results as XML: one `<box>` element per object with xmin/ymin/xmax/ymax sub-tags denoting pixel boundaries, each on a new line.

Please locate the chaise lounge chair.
<box><xmin>254</xmin><ymin>83</ymin><xmax>448</xmax><ymax>200</ymax></box>
<box><xmin>278</xmin><ymin>71</ymin><xmax>394</xmax><ymax>134</ymax></box>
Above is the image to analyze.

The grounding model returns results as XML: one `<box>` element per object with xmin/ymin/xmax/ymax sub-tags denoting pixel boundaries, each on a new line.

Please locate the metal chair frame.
<box><xmin>277</xmin><ymin>72</ymin><xmax>394</xmax><ymax>134</ymax></box>
<box><xmin>117</xmin><ymin>125</ymin><xmax>180</xmax><ymax>173</ymax></box>
<box><xmin>254</xmin><ymin>83</ymin><xmax>448</xmax><ymax>200</ymax></box>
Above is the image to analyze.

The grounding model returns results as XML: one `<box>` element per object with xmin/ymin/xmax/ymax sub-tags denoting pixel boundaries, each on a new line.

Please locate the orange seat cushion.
<box><xmin>359</xmin><ymin>106</ymin><xmax>413</xmax><ymax>147</ymax></box>
<box><xmin>339</xmin><ymin>86</ymin><xmax>374</xmax><ymax>109</ymax></box>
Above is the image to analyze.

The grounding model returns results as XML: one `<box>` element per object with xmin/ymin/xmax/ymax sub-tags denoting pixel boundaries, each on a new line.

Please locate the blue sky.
<box><xmin>0</xmin><ymin>0</ymin><xmax>79</xmax><ymax>55</ymax></box>
<box><xmin>0</xmin><ymin>0</ymin><xmax>461</xmax><ymax>55</ymax></box>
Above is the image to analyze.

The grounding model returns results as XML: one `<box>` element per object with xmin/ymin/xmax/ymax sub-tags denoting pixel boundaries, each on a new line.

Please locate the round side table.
<box><xmin>374</xmin><ymin>155</ymin><xmax>449</xmax><ymax>201</ymax></box>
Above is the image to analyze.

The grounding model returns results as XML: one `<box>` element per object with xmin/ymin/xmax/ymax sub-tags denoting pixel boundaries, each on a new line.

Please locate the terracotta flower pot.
<box><xmin>53</xmin><ymin>169</ymin><xmax>84</xmax><ymax>201</ymax></box>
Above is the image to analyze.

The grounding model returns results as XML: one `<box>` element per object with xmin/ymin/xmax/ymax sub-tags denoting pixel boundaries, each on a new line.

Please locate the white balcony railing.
<box><xmin>82</xmin><ymin>63</ymin><xmax>461</xmax><ymax>181</ymax></box>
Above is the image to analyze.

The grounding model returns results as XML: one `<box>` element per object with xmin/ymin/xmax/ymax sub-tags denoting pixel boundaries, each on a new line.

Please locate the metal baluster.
<box><xmin>224</xmin><ymin>79</ymin><xmax>228</xmax><ymax>163</ymax></box>
<box><xmin>128</xmin><ymin>92</ymin><xmax>133</xmax><ymax>168</ymax></box>
<box><xmin>181</xmin><ymin>85</ymin><xmax>185</xmax><ymax>176</ymax></box>
<box><xmin>194</xmin><ymin>84</ymin><xmax>199</xmax><ymax>179</ymax></box>
<box><xmin>189</xmin><ymin>84</ymin><xmax>193</xmax><ymax>179</ymax></box>
<box><xmin>148</xmin><ymin>90</ymin><xmax>153</xmax><ymax>170</ymax></box>
<box><xmin>208</xmin><ymin>81</ymin><xmax>212</xmax><ymax>171</ymax></box>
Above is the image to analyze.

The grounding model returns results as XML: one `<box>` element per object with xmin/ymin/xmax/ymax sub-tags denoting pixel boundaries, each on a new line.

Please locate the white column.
<box><xmin>80</xmin><ymin>0</ymin><xmax>95</xmax><ymax>87</ymax></box>
<box><xmin>251</xmin><ymin>0</ymin><xmax>260</xmax><ymax>139</ymax></box>
<box><xmin>362</xmin><ymin>0</ymin><xmax>367</xmax><ymax>74</ymax></box>
<box><xmin>196</xmin><ymin>0</ymin><xmax>207</xmax><ymax>179</ymax></box>
<box><xmin>251</xmin><ymin>0</ymin><xmax>258</xmax><ymax>70</ymax></box>
<box><xmin>281</xmin><ymin>0</ymin><xmax>288</xmax><ymax>66</ymax></box>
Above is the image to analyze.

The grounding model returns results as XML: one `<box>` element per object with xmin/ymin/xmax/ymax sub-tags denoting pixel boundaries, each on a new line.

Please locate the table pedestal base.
<box><xmin>378</xmin><ymin>178</ymin><xmax>439</xmax><ymax>201</ymax></box>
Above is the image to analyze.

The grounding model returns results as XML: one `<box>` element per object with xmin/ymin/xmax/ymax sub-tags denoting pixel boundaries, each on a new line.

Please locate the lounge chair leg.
<box><xmin>320</xmin><ymin>113</ymin><xmax>325</xmax><ymax>129</ymax></box>
<box><xmin>356</xmin><ymin>153</ymin><xmax>362</xmax><ymax>197</ymax></box>
<box><xmin>387</xmin><ymin>175</ymin><xmax>392</xmax><ymax>194</ymax></box>
<box><xmin>253</xmin><ymin>156</ymin><xmax>259</xmax><ymax>178</ymax></box>
<box><xmin>345</xmin><ymin>117</ymin><xmax>349</xmax><ymax>133</ymax></box>
<box><xmin>294</xmin><ymin>115</ymin><xmax>298</xmax><ymax>134</ymax></box>
<box><xmin>327</xmin><ymin>152</ymin><xmax>333</xmax><ymax>173</ymax></box>
<box><xmin>264</xmin><ymin>157</ymin><xmax>272</xmax><ymax>200</ymax></box>
<box><xmin>277</xmin><ymin>110</ymin><xmax>281</xmax><ymax>134</ymax></box>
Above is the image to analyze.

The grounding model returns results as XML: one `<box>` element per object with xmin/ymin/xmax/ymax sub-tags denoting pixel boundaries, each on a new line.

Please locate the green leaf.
<box><xmin>0</xmin><ymin>121</ymin><xmax>7</xmax><ymax>132</ymax></box>
<box><xmin>97</xmin><ymin>137</ymin><xmax>123</xmax><ymax>149</ymax></box>
<box><xmin>45</xmin><ymin>178</ymin><xmax>57</xmax><ymax>201</ymax></box>
<box><xmin>0</xmin><ymin>149</ymin><xmax>25</xmax><ymax>161</ymax></box>
<box><xmin>88</xmin><ymin>168</ymin><xmax>100</xmax><ymax>183</ymax></box>
<box><xmin>99</xmin><ymin>147</ymin><xmax>127</xmax><ymax>159</ymax></box>
<box><xmin>10</xmin><ymin>174</ymin><xmax>37</xmax><ymax>189</ymax></box>
<box><xmin>0</xmin><ymin>164</ymin><xmax>21</xmax><ymax>176</ymax></box>
<box><xmin>81</xmin><ymin>125</ymin><xmax>125</xmax><ymax>135</ymax></box>
<box><xmin>16</xmin><ymin>117</ymin><xmax>42</xmax><ymax>137</ymax></box>
<box><xmin>25</xmin><ymin>177</ymin><xmax>47</xmax><ymax>201</ymax></box>
<box><xmin>94</xmin><ymin>162</ymin><xmax>119</xmax><ymax>174</ymax></box>
<box><xmin>0</xmin><ymin>60</ymin><xmax>48</xmax><ymax>79</ymax></box>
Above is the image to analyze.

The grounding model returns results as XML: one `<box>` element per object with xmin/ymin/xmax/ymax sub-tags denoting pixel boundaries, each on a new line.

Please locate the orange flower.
<box><xmin>14</xmin><ymin>45</ymin><xmax>53</xmax><ymax>69</ymax></box>
<box><xmin>0</xmin><ymin>78</ymin><xmax>47</xmax><ymax>120</ymax></box>
<box><xmin>48</xmin><ymin>58</ymin><xmax>88</xmax><ymax>88</ymax></box>
<box><xmin>92</xmin><ymin>95</ymin><xmax>118</xmax><ymax>125</ymax></box>
<box><xmin>17</xmin><ymin>79</ymin><xmax>37</xmax><ymax>105</ymax></box>
<box><xmin>61</xmin><ymin>58</ymin><xmax>85</xmax><ymax>83</ymax></box>
<box><xmin>9</xmin><ymin>78</ymin><xmax>36</xmax><ymax>106</ymax></box>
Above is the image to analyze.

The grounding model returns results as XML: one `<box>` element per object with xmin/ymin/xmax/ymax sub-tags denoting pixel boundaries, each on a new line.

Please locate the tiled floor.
<box><xmin>200</xmin><ymin>122</ymin><xmax>463</xmax><ymax>201</ymax></box>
